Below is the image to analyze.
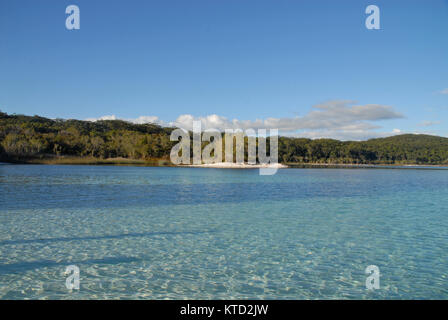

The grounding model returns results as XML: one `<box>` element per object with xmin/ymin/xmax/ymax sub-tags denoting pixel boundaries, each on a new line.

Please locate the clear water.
<box><xmin>0</xmin><ymin>165</ymin><xmax>447</xmax><ymax>299</ymax></box>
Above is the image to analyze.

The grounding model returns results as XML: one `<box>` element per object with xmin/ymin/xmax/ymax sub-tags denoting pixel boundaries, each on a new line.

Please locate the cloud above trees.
<box><xmin>87</xmin><ymin>100</ymin><xmax>404</xmax><ymax>140</ymax></box>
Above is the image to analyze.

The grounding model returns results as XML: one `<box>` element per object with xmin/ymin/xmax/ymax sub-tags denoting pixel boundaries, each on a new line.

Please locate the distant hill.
<box><xmin>280</xmin><ymin>134</ymin><xmax>448</xmax><ymax>165</ymax></box>
<box><xmin>364</xmin><ymin>134</ymin><xmax>448</xmax><ymax>164</ymax></box>
<box><xmin>1</xmin><ymin>111</ymin><xmax>448</xmax><ymax>165</ymax></box>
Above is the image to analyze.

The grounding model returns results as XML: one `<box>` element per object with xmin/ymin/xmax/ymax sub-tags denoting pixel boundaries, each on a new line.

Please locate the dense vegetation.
<box><xmin>1</xmin><ymin>111</ymin><xmax>448</xmax><ymax>165</ymax></box>
<box><xmin>0</xmin><ymin>111</ymin><xmax>175</xmax><ymax>163</ymax></box>
<box><xmin>279</xmin><ymin>135</ymin><xmax>448</xmax><ymax>165</ymax></box>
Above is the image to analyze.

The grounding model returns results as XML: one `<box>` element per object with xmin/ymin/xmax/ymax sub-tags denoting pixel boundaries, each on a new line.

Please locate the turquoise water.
<box><xmin>0</xmin><ymin>165</ymin><xmax>448</xmax><ymax>299</ymax></box>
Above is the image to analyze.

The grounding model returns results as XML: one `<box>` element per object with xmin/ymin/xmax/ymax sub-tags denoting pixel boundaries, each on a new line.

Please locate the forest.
<box><xmin>1</xmin><ymin>111</ymin><xmax>448</xmax><ymax>165</ymax></box>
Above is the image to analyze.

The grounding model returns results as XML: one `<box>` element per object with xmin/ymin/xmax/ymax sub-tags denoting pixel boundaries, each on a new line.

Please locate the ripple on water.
<box><xmin>0</xmin><ymin>166</ymin><xmax>448</xmax><ymax>299</ymax></box>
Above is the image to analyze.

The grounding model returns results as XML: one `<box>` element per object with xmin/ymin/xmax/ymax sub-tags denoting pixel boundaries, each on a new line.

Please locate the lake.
<box><xmin>0</xmin><ymin>165</ymin><xmax>447</xmax><ymax>299</ymax></box>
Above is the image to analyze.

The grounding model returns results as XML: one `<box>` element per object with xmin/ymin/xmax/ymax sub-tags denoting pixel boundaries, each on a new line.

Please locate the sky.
<box><xmin>1</xmin><ymin>0</ymin><xmax>447</xmax><ymax>140</ymax></box>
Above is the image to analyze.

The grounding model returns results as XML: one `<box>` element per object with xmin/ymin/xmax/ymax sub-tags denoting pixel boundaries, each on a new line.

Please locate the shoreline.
<box><xmin>285</xmin><ymin>163</ymin><xmax>448</xmax><ymax>169</ymax></box>
<box><xmin>1</xmin><ymin>158</ymin><xmax>447</xmax><ymax>169</ymax></box>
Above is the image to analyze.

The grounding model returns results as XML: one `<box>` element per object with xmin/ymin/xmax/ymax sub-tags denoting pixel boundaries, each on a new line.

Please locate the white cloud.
<box><xmin>440</xmin><ymin>88</ymin><xmax>448</xmax><ymax>94</ymax></box>
<box><xmin>86</xmin><ymin>100</ymin><xmax>404</xmax><ymax>140</ymax></box>
<box><xmin>86</xmin><ymin>115</ymin><xmax>117</xmax><ymax>121</ymax></box>
<box><xmin>132</xmin><ymin>116</ymin><xmax>162</xmax><ymax>124</ymax></box>
<box><xmin>86</xmin><ymin>115</ymin><xmax>163</xmax><ymax>125</ymax></box>
<box><xmin>169</xmin><ymin>100</ymin><xmax>403</xmax><ymax>140</ymax></box>
<box><xmin>418</xmin><ymin>121</ymin><xmax>440</xmax><ymax>127</ymax></box>
<box><xmin>292</xmin><ymin>128</ymin><xmax>403</xmax><ymax>141</ymax></box>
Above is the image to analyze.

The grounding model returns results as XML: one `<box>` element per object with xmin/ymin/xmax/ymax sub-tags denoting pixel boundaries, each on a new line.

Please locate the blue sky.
<box><xmin>1</xmin><ymin>0</ymin><xmax>447</xmax><ymax>140</ymax></box>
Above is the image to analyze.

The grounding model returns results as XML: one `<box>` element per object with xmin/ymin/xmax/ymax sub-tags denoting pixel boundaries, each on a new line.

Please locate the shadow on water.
<box><xmin>0</xmin><ymin>229</ymin><xmax>216</xmax><ymax>246</ymax></box>
<box><xmin>0</xmin><ymin>256</ymin><xmax>143</xmax><ymax>275</ymax></box>
<box><xmin>0</xmin><ymin>230</ymin><xmax>217</xmax><ymax>275</ymax></box>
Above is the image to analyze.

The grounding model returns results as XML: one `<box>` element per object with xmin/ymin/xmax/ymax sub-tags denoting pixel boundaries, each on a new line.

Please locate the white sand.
<box><xmin>184</xmin><ymin>162</ymin><xmax>288</xmax><ymax>169</ymax></box>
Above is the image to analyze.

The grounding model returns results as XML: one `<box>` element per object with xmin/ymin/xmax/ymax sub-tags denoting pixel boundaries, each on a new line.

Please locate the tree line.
<box><xmin>1</xmin><ymin>111</ymin><xmax>448</xmax><ymax>165</ymax></box>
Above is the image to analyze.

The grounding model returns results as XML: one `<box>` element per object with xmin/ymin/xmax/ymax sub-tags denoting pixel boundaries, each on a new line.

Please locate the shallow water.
<box><xmin>0</xmin><ymin>165</ymin><xmax>447</xmax><ymax>299</ymax></box>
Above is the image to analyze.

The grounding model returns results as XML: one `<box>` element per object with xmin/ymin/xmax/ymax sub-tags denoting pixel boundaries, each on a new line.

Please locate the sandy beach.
<box><xmin>184</xmin><ymin>162</ymin><xmax>288</xmax><ymax>169</ymax></box>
